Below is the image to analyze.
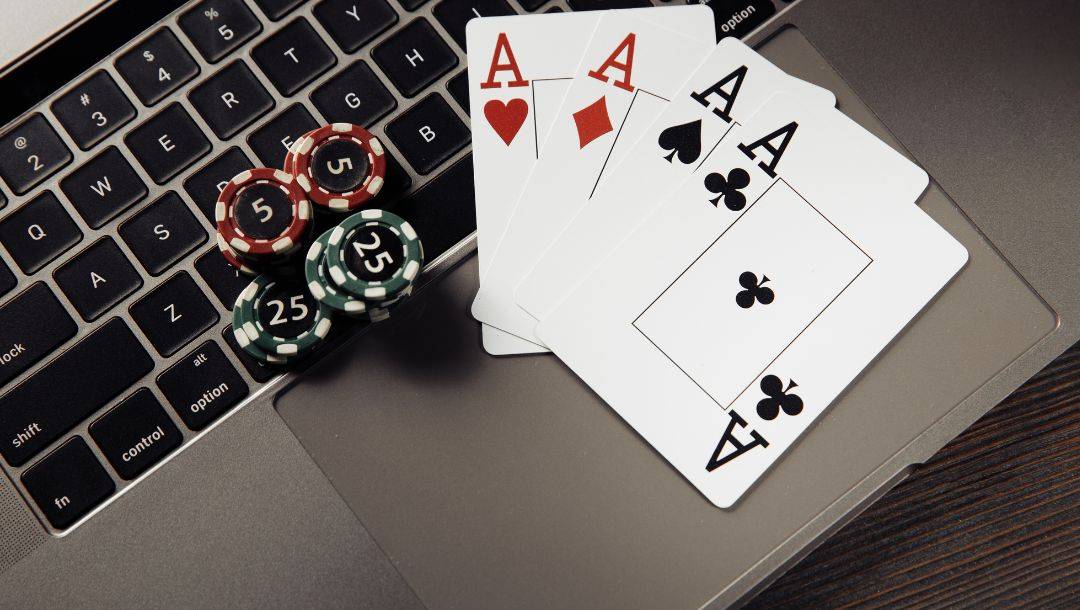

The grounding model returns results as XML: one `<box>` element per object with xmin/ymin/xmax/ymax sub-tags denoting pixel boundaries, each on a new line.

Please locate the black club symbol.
<box><xmin>704</xmin><ymin>167</ymin><xmax>751</xmax><ymax>211</ymax></box>
<box><xmin>735</xmin><ymin>271</ymin><xmax>774</xmax><ymax>309</ymax></box>
<box><xmin>756</xmin><ymin>375</ymin><xmax>803</xmax><ymax>421</ymax></box>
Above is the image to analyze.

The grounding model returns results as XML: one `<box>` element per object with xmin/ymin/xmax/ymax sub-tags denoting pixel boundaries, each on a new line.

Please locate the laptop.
<box><xmin>0</xmin><ymin>0</ymin><xmax>1074</xmax><ymax>606</ymax></box>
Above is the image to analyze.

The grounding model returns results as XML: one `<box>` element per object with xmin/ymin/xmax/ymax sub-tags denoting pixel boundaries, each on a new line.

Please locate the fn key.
<box><xmin>22</xmin><ymin>437</ymin><xmax>115</xmax><ymax>529</ymax></box>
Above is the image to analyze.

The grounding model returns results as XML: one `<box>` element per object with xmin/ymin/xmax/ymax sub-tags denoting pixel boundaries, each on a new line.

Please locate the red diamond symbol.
<box><xmin>572</xmin><ymin>96</ymin><xmax>613</xmax><ymax>149</ymax></box>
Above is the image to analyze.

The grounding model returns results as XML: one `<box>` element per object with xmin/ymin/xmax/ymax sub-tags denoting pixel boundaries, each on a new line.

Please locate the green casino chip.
<box><xmin>306</xmin><ymin>229</ymin><xmax>412</xmax><ymax>319</ymax></box>
<box><xmin>235</xmin><ymin>274</ymin><xmax>333</xmax><ymax>357</ymax></box>
<box><xmin>324</xmin><ymin>209</ymin><xmax>423</xmax><ymax>301</ymax></box>
<box><xmin>231</xmin><ymin>300</ymin><xmax>291</xmax><ymax>365</ymax></box>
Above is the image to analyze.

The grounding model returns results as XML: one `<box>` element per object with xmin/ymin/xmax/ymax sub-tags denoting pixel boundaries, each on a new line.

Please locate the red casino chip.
<box><xmin>290</xmin><ymin>123</ymin><xmax>387</xmax><ymax>212</ymax></box>
<box><xmin>215</xmin><ymin>167</ymin><xmax>312</xmax><ymax>257</ymax></box>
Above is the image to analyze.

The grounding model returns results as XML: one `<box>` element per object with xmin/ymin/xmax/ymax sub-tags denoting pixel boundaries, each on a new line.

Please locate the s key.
<box><xmin>0</xmin><ymin>114</ymin><xmax>73</xmax><ymax>195</ymax></box>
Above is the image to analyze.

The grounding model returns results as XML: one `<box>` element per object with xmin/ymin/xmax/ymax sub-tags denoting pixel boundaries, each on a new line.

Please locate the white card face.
<box><xmin>470</xmin><ymin>7</ymin><xmax>716</xmax><ymax>345</ymax></box>
<box><xmin>537</xmin><ymin>94</ymin><xmax>968</xmax><ymax>508</ymax></box>
<box><xmin>466</xmin><ymin>7</ymin><xmax>713</xmax><ymax>354</ymax></box>
<box><xmin>515</xmin><ymin>38</ymin><xmax>836</xmax><ymax>325</ymax></box>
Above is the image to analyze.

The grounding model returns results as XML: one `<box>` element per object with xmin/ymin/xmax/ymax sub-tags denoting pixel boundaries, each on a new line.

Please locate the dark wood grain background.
<box><xmin>747</xmin><ymin>341</ymin><xmax>1080</xmax><ymax>608</ymax></box>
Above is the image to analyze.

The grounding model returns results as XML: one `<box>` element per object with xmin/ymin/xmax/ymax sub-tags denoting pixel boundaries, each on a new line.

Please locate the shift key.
<box><xmin>0</xmin><ymin>283</ymin><xmax>77</xmax><ymax>387</ymax></box>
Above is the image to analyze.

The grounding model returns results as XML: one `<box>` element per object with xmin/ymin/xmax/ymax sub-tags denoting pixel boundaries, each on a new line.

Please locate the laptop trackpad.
<box><xmin>276</xmin><ymin>28</ymin><xmax>1054</xmax><ymax>610</ymax></box>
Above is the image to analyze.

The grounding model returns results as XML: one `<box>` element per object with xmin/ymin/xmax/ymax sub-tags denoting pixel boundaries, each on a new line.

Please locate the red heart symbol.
<box><xmin>484</xmin><ymin>98</ymin><xmax>529</xmax><ymax>146</ymax></box>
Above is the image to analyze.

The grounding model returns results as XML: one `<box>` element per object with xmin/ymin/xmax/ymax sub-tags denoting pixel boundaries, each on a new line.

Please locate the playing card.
<box><xmin>467</xmin><ymin>7</ymin><xmax>714</xmax><ymax>355</ymax></box>
<box><xmin>515</xmin><ymin>38</ymin><xmax>836</xmax><ymax>326</ymax></box>
<box><xmin>470</xmin><ymin>7</ymin><xmax>716</xmax><ymax>346</ymax></box>
<box><xmin>536</xmin><ymin>94</ymin><xmax>968</xmax><ymax>508</ymax></box>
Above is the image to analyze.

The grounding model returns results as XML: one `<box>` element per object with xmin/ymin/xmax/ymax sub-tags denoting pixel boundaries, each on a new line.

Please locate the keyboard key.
<box><xmin>254</xmin><ymin>0</ymin><xmax>306</xmax><ymax>20</ymax></box>
<box><xmin>567</xmin><ymin>0</ymin><xmax>648</xmax><ymax>9</ymax></box>
<box><xmin>707</xmin><ymin>0</ymin><xmax>776</xmax><ymax>39</ymax></box>
<box><xmin>21</xmin><ymin>437</ymin><xmax>114</xmax><ymax>529</ymax></box>
<box><xmin>248</xmin><ymin>103</ymin><xmax>318</xmax><ymax>167</ymax></box>
<box><xmin>0</xmin><ymin>283</ymin><xmax>77</xmax><ymax>387</ymax></box>
<box><xmin>222</xmin><ymin>327</ymin><xmax>278</xmax><ymax>382</ymax></box>
<box><xmin>516</xmin><ymin>0</ymin><xmax>547</xmax><ymax>10</ymax></box>
<box><xmin>54</xmin><ymin>238</ymin><xmax>142</xmax><ymax>321</ymax></box>
<box><xmin>446</xmin><ymin>70</ymin><xmax>469</xmax><ymax>113</ymax></box>
<box><xmin>394</xmin><ymin>154</ymin><xmax>474</xmax><ymax>259</ymax></box>
<box><xmin>0</xmin><ymin>192</ymin><xmax>82</xmax><ymax>274</ymax></box>
<box><xmin>183</xmin><ymin>147</ymin><xmax>254</xmax><ymax>224</ymax></box>
<box><xmin>50</xmin><ymin>71</ymin><xmax>137</xmax><ymax>150</ymax></box>
<box><xmin>158</xmin><ymin>341</ymin><xmax>248</xmax><ymax>430</ymax></box>
<box><xmin>252</xmin><ymin>18</ymin><xmax>337</xmax><ymax>96</ymax></box>
<box><xmin>381</xmin><ymin>151</ymin><xmax>413</xmax><ymax>202</ymax></box>
<box><xmin>434</xmin><ymin>0</ymin><xmax>514</xmax><ymax>49</ymax></box>
<box><xmin>396</xmin><ymin>0</ymin><xmax>429</xmax><ymax>10</ymax></box>
<box><xmin>0</xmin><ymin>318</ymin><xmax>153</xmax><ymax>466</ymax></box>
<box><xmin>188</xmin><ymin>61</ymin><xmax>275</xmax><ymax>140</ymax></box>
<box><xmin>90</xmin><ymin>389</ymin><xmax>182</xmax><ymax>480</ymax></box>
<box><xmin>385</xmin><ymin>93</ymin><xmax>469</xmax><ymax>174</ymax></box>
<box><xmin>372</xmin><ymin>19</ymin><xmax>458</xmax><ymax>97</ymax></box>
<box><xmin>119</xmin><ymin>192</ymin><xmax>207</xmax><ymax>276</ymax></box>
<box><xmin>179</xmin><ymin>0</ymin><xmax>262</xmax><ymax>63</ymax></box>
<box><xmin>0</xmin><ymin>259</ymin><xmax>13</xmax><ymax>297</ymax></box>
<box><xmin>195</xmin><ymin>248</ymin><xmax>250</xmax><ymax>307</ymax></box>
<box><xmin>125</xmin><ymin>103</ymin><xmax>212</xmax><ymax>184</ymax></box>
<box><xmin>314</xmin><ymin>0</ymin><xmax>398</xmax><ymax>53</ymax></box>
<box><xmin>130</xmin><ymin>272</ymin><xmax>219</xmax><ymax>357</ymax></box>
<box><xmin>115</xmin><ymin>28</ymin><xmax>201</xmax><ymax>107</ymax></box>
<box><xmin>0</xmin><ymin>114</ymin><xmax>73</xmax><ymax>195</ymax></box>
<box><xmin>59</xmin><ymin>146</ymin><xmax>147</xmax><ymax>229</ymax></box>
<box><xmin>311</xmin><ymin>61</ymin><xmax>397</xmax><ymax>127</ymax></box>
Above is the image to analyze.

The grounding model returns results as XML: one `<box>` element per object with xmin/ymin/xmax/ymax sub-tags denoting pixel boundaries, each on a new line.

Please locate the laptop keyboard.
<box><xmin>0</xmin><ymin>0</ymin><xmax>750</xmax><ymax>532</ymax></box>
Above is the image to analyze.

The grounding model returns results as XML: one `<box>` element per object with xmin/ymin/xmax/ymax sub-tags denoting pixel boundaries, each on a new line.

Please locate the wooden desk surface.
<box><xmin>750</xmin><ymin>341</ymin><xmax>1080</xmax><ymax>608</ymax></box>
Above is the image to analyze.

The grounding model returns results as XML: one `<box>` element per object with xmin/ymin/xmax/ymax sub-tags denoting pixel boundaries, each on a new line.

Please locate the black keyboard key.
<box><xmin>130</xmin><ymin>272</ymin><xmax>219</xmax><ymax>357</ymax></box>
<box><xmin>90</xmin><ymin>389</ymin><xmax>183</xmax><ymax>480</ymax></box>
<box><xmin>221</xmin><ymin>328</ymin><xmax>278</xmax><ymax>382</ymax></box>
<box><xmin>394</xmin><ymin>154</ymin><xmax>474</xmax><ymax>259</ymax></box>
<box><xmin>372</xmin><ymin>19</ymin><xmax>458</xmax><ymax>97</ymax></box>
<box><xmin>51</xmin><ymin>71</ymin><xmax>136</xmax><ymax>150</ymax></box>
<box><xmin>195</xmin><ymin>248</ymin><xmax>249</xmax><ymax>307</ymax></box>
<box><xmin>385</xmin><ymin>93</ymin><xmax>469</xmax><ymax>174</ymax></box>
<box><xmin>116</xmin><ymin>28</ymin><xmax>201</xmax><ymax>107</ymax></box>
<box><xmin>434</xmin><ymin>0</ymin><xmax>515</xmax><ymax>49</ymax></box>
<box><xmin>314</xmin><ymin>0</ymin><xmax>398</xmax><ymax>53</ymax></box>
<box><xmin>188</xmin><ymin>61</ymin><xmax>275</xmax><ymax>140</ymax></box>
<box><xmin>59</xmin><ymin>146</ymin><xmax>147</xmax><ymax>229</ymax></box>
<box><xmin>0</xmin><ymin>318</ymin><xmax>153</xmax><ymax>467</ymax></box>
<box><xmin>179</xmin><ymin>0</ymin><xmax>262</xmax><ymax>63</ymax></box>
<box><xmin>54</xmin><ymin>238</ymin><xmax>142</xmax><ymax>322</ymax></box>
<box><xmin>0</xmin><ymin>192</ymin><xmax>82</xmax><ymax>274</ymax></box>
<box><xmin>255</xmin><ymin>0</ymin><xmax>306</xmax><ymax>20</ymax></box>
<box><xmin>119</xmin><ymin>192</ymin><xmax>207</xmax><ymax>276</ymax></box>
<box><xmin>248</xmin><ymin>103</ymin><xmax>318</xmax><ymax>167</ymax></box>
<box><xmin>706</xmin><ymin>0</ymin><xmax>776</xmax><ymax>39</ymax></box>
<box><xmin>158</xmin><ymin>341</ymin><xmax>248</xmax><ymax>430</ymax></box>
<box><xmin>397</xmin><ymin>0</ymin><xmax>429</xmax><ymax>10</ymax></box>
<box><xmin>446</xmin><ymin>70</ymin><xmax>469</xmax><ymax>113</ymax></box>
<box><xmin>125</xmin><ymin>103</ymin><xmax>212</xmax><ymax>184</ymax></box>
<box><xmin>21</xmin><ymin>437</ymin><xmax>115</xmax><ymax>529</ymax></box>
<box><xmin>0</xmin><ymin>283</ymin><xmax>77</xmax><ymax>388</ymax></box>
<box><xmin>310</xmin><ymin>61</ymin><xmax>397</xmax><ymax>127</ymax></box>
<box><xmin>252</xmin><ymin>18</ymin><xmax>337</xmax><ymax>96</ymax></box>
<box><xmin>517</xmin><ymin>0</ymin><xmax>547</xmax><ymax>10</ymax></box>
<box><xmin>567</xmin><ymin>0</ymin><xmax>648</xmax><ymax>9</ymax></box>
<box><xmin>183</xmin><ymin>148</ymin><xmax>254</xmax><ymax>224</ymax></box>
<box><xmin>0</xmin><ymin>114</ymin><xmax>73</xmax><ymax>195</ymax></box>
<box><xmin>0</xmin><ymin>259</ymin><xmax>13</xmax><ymax>297</ymax></box>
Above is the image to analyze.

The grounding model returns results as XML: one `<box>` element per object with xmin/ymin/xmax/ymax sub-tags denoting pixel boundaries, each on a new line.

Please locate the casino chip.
<box><xmin>305</xmin><ymin>229</ymin><xmax>413</xmax><ymax>319</ymax></box>
<box><xmin>290</xmin><ymin>123</ymin><xmax>386</xmax><ymax>212</ymax></box>
<box><xmin>234</xmin><ymin>274</ymin><xmax>332</xmax><ymax>357</ymax></box>
<box><xmin>325</xmin><ymin>209</ymin><xmax>423</xmax><ymax>301</ymax></box>
<box><xmin>216</xmin><ymin>168</ymin><xmax>312</xmax><ymax>257</ymax></box>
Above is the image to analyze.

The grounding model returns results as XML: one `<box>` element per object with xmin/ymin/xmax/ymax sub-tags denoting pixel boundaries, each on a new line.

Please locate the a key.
<box><xmin>0</xmin><ymin>283</ymin><xmax>77</xmax><ymax>387</ymax></box>
<box><xmin>0</xmin><ymin>191</ymin><xmax>83</xmax><ymax>274</ymax></box>
<box><xmin>183</xmin><ymin>147</ymin><xmax>254</xmax><ymax>224</ymax></box>
<box><xmin>119</xmin><ymin>192</ymin><xmax>207</xmax><ymax>276</ymax></box>
<box><xmin>157</xmin><ymin>341</ymin><xmax>248</xmax><ymax>430</ymax></box>
<box><xmin>446</xmin><ymin>70</ymin><xmax>469</xmax><ymax>113</ymax></box>
<box><xmin>310</xmin><ymin>61</ymin><xmax>397</xmax><ymax>128</ymax></box>
<box><xmin>394</xmin><ymin>154</ymin><xmax>474</xmax><ymax>259</ymax></box>
<box><xmin>247</xmin><ymin>103</ymin><xmax>318</xmax><ymax>167</ymax></box>
<box><xmin>567</xmin><ymin>0</ymin><xmax>649</xmax><ymax>9</ymax></box>
<box><xmin>314</xmin><ymin>0</ymin><xmax>398</xmax><ymax>53</ymax></box>
<box><xmin>51</xmin><ymin>71</ymin><xmax>137</xmax><ymax>150</ymax></box>
<box><xmin>179</xmin><ymin>0</ymin><xmax>262</xmax><ymax>63</ymax></box>
<box><xmin>251</xmin><ymin>18</ymin><xmax>337</xmax><ymax>96</ymax></box>
<box><xmin>21</xmin><ymin>437</ymin><xmax>115</xmax><ymax>529</ymax></box>
<box><xmin>254</xmin><ymin>0</ymin><xmax>306</xmax><ymax>20</ymax></box>
<box><xmin>0</xmin><ymin>114</ymin><xmax>73</xmax><ymax>195</ymax></box>
<box><xmin>396</xmin><ymin>0</ymin><xmax>429</xmax><ymax>10</ymax></box>
<box><xmin>125</xmin><ymin>103</ymin><xmax>212</xmax><ymax>184</ymax></box>
<box><xmin>53</xmin><ymin>238</ymin><xmax>143</xmax><ymax>322</ymax></box>
<box><xmin>59</xmin><ymin>146</ymin><xmax>148</xmax><ymax>229</ymax></box>
<box><xmin>130</xmin><ymin>272</ymin><xmax>219</xmax><ymax>357</ymax></box>
<box><xmin>89</xmin><ymin>388</ymin><xmax>182</xmax><ymax>480</ymax></box>
<box><xmin>221</xmin><ymin>328</ymin><xmax>278</xmax><ymax>382</ymax></box>
<box><xmin>195</xmin><ymin>248</ymin><xmax>250</xmax><ymax>307</ymax></box>
<box><xmin>0</xmin><ymin>318</ymin><xmax>153</xmax><ymax>466</ymax></box>
<box><xmin>0</xmin><ymin>259</ymin><xmax>14</xmax><ymax>297</ymax></box>
<box><xmin>433</xmin><ymin>0</ymin><xmax>515</xmax><ymax>50</ymax></box>
<box><xmin>115</xmin><ymin>28</ymin><xmax>201</xmax><ymax>107</ymax></box>
<box><xmin>188</xmin><ymin>61</ymin><xmax>275</xmax><ymax>140</ymax></box>
<box><xmin>372</xmin><ymin>19</ymin><xmax>458</xmax><ymax>97</ymax></box>
<box><xmin>385</xmin><ymin>93</ymin><xmax>470</xmax><ymax>174</ymax></box>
